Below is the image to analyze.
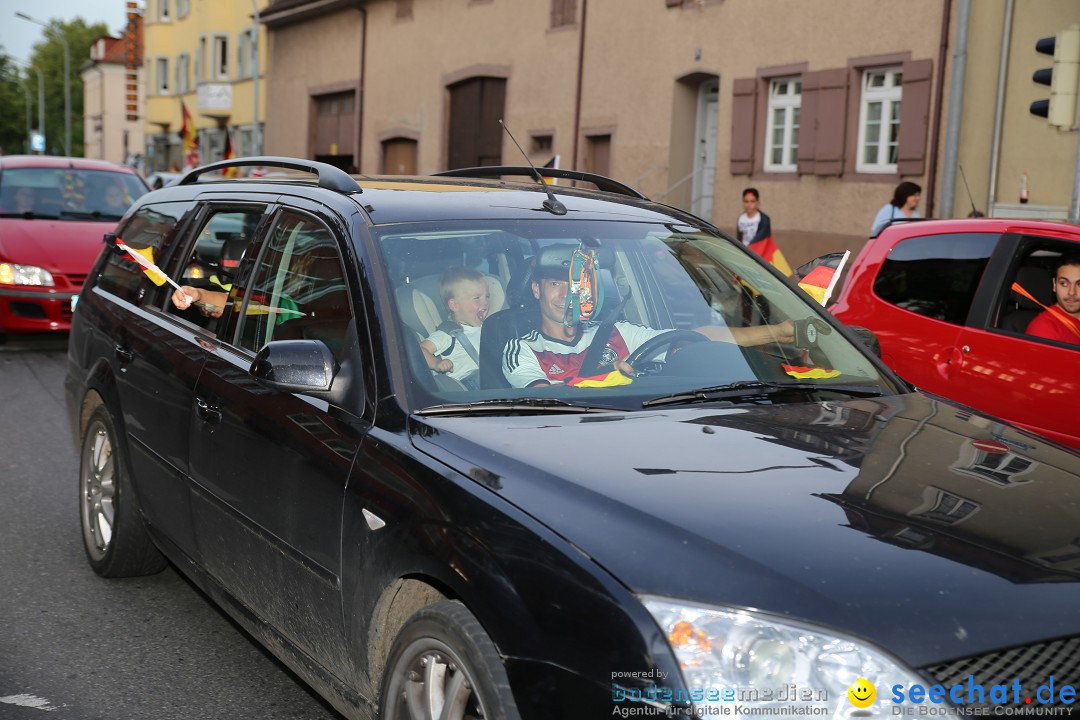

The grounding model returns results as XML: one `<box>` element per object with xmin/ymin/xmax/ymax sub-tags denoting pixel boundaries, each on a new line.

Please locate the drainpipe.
<box><xmin>987</xmin><ymin>0</ymin><xmax>1014</xmax><ymax>216</ymax></box>
<box><xmin>571</xmin><ymin>0</ymin><xmax>587</xmax><ymax>170</ymax></box>
<box><xmin>939</xmin><ymin>0</ymin><xmax>971</xmax><ymax>218</ymax></box>
<box><xmin>357</xmin><ymin>4</ymin><xmax>366</xmax><ymax>172</ymax></box>
<box><xmin>925</xmin><ymin>0</ymin><xmax>953</xmax><ymax>219</ymax></box>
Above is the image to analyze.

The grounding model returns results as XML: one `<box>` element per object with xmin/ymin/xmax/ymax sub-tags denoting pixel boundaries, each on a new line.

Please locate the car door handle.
<box><xmin>196</xmin><ymin>398</ymin><xmax>222</xmax><ymax>425</ymax></box>
<box><xmin>114</xmin><ymin>344</ymin><xmax>134</xmax><ymax>364</ymax></box>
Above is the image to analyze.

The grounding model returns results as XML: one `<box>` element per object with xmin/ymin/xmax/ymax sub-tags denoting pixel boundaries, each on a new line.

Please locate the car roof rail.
<box><xmin>176</xmin><ymin>156</ymin><xmax>362</xmax><ymax>194</ymax></box>
<box><xmin>432</xmin><ymin>166</ymin><xmax>648</xmax><ymax>200</ymax></box>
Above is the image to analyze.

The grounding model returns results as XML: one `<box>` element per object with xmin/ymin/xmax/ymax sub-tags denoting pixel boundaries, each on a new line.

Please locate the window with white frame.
<box><xmin>237</xmin><ymin>28</ymin><xmax>257</xmax><ymax>79</ymax></box>
<box><xmin>196</xmin><ymin>36</ymin><xmax>206</xmax><ymax>83</ymax></box>
<box><xmin>764</xmin><ymin>76</ymin><xmax>801</xmax><ymax>172</ymax></box>
<box><xmin>177</xmin><ymin>0</ymin><xmax>190</xmax><ymax>18</ymax></box>
<box><xmin>175</xmin><ymin>52</ymin><xmax>189</xmax><ymax>94</ymax></box>
<box><xmin>212</xmin><ymin>35</ymin><xmax>229</xmax><ymax>81</ymax></box>
<box><xmin>155</xmin><ymin>57</ymin><xmax>170</xmax><ymax>95</ymax></box>
<box><xmin>856</xmin><ymin>67</ymin><xmax>902</xmax><ymax>173</ymax></box>
<box><xmin>159</xmin><ymin>0</ymin><xmax>170</xmax><ymax>22</ymax></box>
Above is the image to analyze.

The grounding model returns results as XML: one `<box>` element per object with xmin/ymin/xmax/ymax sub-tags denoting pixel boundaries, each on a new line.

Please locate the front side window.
<box><xmin>177</xmin><ymin>0</ymin><xmax>190</xmax><ymax>18</ymax></box>
<box><xmin>857</xmin><ymin>67</ymin><xmax>902</xmax><ymax>173</ymax></box>
<box><xmin>764</xmin><ymin>76</ymin><xmax>801</xmax><ymax>172</ymax></box>
<box><xmin>159</xmin><ymin>0</ymin><xmax>170</xmax><ymax>22</ymax></box>
<box><xmin>99</xmin><ymin>202</ymin><xmax>195</xmax><ymax>304</ymax></box>
<box><xmin>372</xmin><ymin>219</ymin><xmax>897</xmax><ymax>411</ymax></box>
<box><xmin>234</xmin><ymin>211</ymin><xmax>353</xmax><ymax>360</ymax></box>
<box><xmin>873</xmin><ymin>233</ymin><xmax>998</xmax><ymax>325</ymax></box>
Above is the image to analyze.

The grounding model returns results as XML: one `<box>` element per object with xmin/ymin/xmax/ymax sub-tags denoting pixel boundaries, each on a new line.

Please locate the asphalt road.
<box><xmin>0</xmin><ymin>335</ymin><xmax>341</xmax><ymax>719</ymax></box>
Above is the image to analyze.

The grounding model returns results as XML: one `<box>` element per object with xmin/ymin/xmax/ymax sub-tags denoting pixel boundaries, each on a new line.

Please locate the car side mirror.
<box><xmin>847</xmin><ymin>326</ymin><xmax>881</xmax><ymax>358</ymax></box>
<box><xmin>250</xmin><ymin>339</ymin><xmax>337</xmax><ymax>393</ymax></box>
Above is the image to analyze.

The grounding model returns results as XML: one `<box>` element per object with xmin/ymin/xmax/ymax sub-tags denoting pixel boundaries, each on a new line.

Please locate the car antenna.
<box><xmin>499</xmin><ymin>119</ymin><xmax>567</xmax><ymax>216</ymax></box>
<box><xmin>958</xmin><ymin>165</ymin><xmax>983</xmax><ymax>218</ymax></box>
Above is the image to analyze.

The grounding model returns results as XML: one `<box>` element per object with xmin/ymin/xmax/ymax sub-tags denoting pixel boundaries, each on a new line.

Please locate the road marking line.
<box><xmin>0</xmin><ymin>694</ymin><xmax>59</xmax><ymax>711</ymax></box>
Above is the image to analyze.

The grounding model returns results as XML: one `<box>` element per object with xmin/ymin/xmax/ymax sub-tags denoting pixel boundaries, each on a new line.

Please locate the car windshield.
<box><xmin>0</xmin><ymin>167</ymin><xmax>147</xmax><ymax>220</ymax></box>
<box><xmin>372</xmin><ymin>219</ymin><xmax>898</xmax><ymax>412</ymax></box>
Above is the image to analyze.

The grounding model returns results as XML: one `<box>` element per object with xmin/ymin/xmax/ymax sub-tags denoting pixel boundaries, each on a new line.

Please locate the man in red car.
<box><xmin>1026</xmin><ymin>255</ymin><xmax>1080</xmax><ymax>345</ymax></box>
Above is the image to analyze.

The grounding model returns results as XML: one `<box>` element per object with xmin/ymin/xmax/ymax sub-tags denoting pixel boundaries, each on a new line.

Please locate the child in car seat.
<box><xmin>420</xmin><ymin>267</ymin><xmax>490</xmax><ymax>390</ymax></box>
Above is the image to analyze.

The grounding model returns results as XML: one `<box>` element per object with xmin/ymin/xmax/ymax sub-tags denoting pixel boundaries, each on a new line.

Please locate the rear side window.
<box><xmin>98</xmin><ymin>201</ymin><xmax>195</xmax><ymax>303</ymax></box>
<box><xmin>873</xmin><ymin>233</ymin><xmax>998</xmax><ymax>325</ymax></box>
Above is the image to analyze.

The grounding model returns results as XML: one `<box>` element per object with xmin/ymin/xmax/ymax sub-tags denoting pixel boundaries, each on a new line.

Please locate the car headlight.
<box><xmin>0</xmin><ymin>263</ymin><xmax>55</xmax><ymax>287</ymax></box>
<box><xmin>641</xmin><ymin>595</ymin><xmax>927</xmax><ymax>718</ymax></box>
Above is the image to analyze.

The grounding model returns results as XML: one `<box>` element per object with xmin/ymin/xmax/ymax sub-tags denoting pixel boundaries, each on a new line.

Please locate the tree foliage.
<box><xmin>0</xmin><ymin>48</ymin><xmax>31</xmax><ymax>155</ymax></box>
<box><xmin>26</xmin><ymin>18</ymin><xmax>110</xmax><ymax>157</ymax></box>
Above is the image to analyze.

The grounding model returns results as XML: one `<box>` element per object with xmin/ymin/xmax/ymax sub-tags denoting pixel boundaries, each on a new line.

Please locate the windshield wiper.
<box><xmin>416</xmin><ymin>397</ymin><xmax>625</xmax><ymax>416</ymax></box>
<box><xmin>60</xmin><ymin>210</ymin><xmax>124</xmax><ymax>221</ymax></box>
<box><xmin>0</xmin><ymin>211</ymin><xmax>59</xmax><ymax>219</ymax></box>
<box><xmin>642</xmin><ymin>380</ymin><xmax>886</xmax><ymax>408</ymax></box>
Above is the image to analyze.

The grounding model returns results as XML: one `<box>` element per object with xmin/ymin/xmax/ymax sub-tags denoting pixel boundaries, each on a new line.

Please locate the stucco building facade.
<box><xmin>81</xmin><ymin>4</ymin><xmax>144</xmax><ymax>167</ymax></box>
<box><xmin>258</xmin><ymin>0</ymin><xmax>1079</xmax><ymax>263</ymax></box>
<box><xmin>141</xmin><ymin>0</ymin><xmax>271</xmax><ymax>172</ymax></box>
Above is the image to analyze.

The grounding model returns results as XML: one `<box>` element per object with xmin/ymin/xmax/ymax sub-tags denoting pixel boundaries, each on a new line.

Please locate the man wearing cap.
<box><xmin>503</xmin><ymin>245</ymin><xmax>794</xmax><ymax>388</ymax></box>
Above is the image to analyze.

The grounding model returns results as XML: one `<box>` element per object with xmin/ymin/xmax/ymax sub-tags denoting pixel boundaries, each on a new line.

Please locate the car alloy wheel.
<box><xmin>78</xmin><ymin>404</ymin><xmax>166</xmax><ymax>577</ymax></box>
<box><xmin>381</xmin><ymin>601</ymin><xmax>520</xmax><ymax>720</ymax></box>
<box><xmin>81</xmin><ymin>419</ymin><xmax>115</xmax><ymax>562</ymax></box>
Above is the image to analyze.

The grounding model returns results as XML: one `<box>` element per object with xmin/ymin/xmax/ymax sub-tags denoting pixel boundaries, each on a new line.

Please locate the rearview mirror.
<box><xmin>847</xmin><ymin>326</ymin><xmax>881</xmax><ymax>358</ymax></box>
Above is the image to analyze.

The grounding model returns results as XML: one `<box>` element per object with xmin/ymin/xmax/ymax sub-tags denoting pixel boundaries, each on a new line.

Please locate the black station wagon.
<box><xmin>65</xmin><ymin>158</ymin><xmax>1080</xmax><ymax>720</ymax></box>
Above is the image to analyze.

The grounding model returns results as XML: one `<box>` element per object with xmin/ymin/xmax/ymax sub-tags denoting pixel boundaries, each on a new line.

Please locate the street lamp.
<box><xmin>15</xmin><ymin>11</ymin><xmax>70</xmax><ymax>157</ymax></box>
<box><xmin>14</xmin><ymin>60</ymin><xmax>46</xmax><ymax>153</ymax></box>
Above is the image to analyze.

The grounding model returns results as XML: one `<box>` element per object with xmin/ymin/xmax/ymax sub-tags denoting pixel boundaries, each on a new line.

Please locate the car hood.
<box><xmin>411</xmin><ymin>393</ymin><xmax>1080</xmax><ymax>668</ymax></box>
<box><xmin>0</xmin><ymin>218</ymin><xmax>115</xmax><ymax>274</ymax></box>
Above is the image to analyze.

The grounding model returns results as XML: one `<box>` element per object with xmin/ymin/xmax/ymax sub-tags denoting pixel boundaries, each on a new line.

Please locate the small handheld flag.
<box><xmin>797</xmin><ymin>250</ymin><xmax>851</xmax><ymax>306</ymax></box>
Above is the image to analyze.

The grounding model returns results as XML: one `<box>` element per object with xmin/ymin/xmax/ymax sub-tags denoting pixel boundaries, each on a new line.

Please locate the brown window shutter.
<box><xmin>730</xmin><ymin>78</ymin><xmax>757</xmax><ymax>175</ymax></box>
<box><xmin>897</xmin><ymin>58</ymin><xmax>933</xmax><ymax>176</ymax></box>
<box><xmin>813</xmin><ymin>68</ymin><xmax>848</xmax><ymax>176</ymax></box>
<box><xmin>797</xmin><ymin>72</ymin><xmax>820</xmax><ymax>175</ymax></box>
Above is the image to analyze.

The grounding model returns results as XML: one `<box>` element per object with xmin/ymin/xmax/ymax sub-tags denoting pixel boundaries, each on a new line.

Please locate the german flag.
<box><xmin>748</xmin><ymin>235</ymin><xmax>793</xmax><ymax>277</ymax></box>
<box><xmin>179</xmin><ymin>100</ymin><xmax>199</xmax><ymax>169</ymax></box>
<box><xmin>796</xmin><ymin>251</ymin><xmax>850</xmax><ymax>306</ymax></box>
<box><xmin>566</xmin><ymin>369</ymin><xmax>633</xmax><ymax>388</ymax></box>
<box><xmin>221</xmin><ymin>129</ymin><xmax>238</xmax><ymax>177</ymax></box>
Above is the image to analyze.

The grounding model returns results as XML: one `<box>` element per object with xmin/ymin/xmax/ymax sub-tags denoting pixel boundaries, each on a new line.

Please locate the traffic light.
<box><xmin>1031</xmin><ymin>24</ymin><xmax>1080</xmax><ymax>128</ymax></box>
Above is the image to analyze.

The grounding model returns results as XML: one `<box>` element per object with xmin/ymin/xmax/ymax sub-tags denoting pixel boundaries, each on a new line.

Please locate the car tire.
<box><xmin>79</xmin><ymin>405</ymin><xmax>167</xmax><ymax>578</ymax></box>
<box><xmin>379</xmin><ymin>600</ymin><xmax>520</xmax><ymax>720</ymax></box>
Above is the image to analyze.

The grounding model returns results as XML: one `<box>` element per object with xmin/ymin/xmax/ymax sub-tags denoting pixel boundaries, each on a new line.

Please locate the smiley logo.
<box><xmin>847</xmin><ymin>679</ymin><xmax>876</xmax><ymax>708</ymax></box>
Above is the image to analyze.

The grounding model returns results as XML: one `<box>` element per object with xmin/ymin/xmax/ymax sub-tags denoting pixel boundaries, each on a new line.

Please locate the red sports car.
<box><xmin>830</xmin><ymin>217</ymin><xmax>1080</xmax><ymax>451</ymax></box>
<box><xmin>0</xmin><ymin>155</ymin><xmax>148</xmax><ymax>338</ymax></box>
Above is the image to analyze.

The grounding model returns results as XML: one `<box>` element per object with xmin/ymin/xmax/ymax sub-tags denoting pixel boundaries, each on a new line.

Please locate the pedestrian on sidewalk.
<box><xmin>736</xmin><ymin>187</ymin><xmax>770</xmax><ymax>247</ymax></box>
<box><xmin>871</xmin><ymin>182</ymin><xmax>921</xmax><ymax>235</ymax></box>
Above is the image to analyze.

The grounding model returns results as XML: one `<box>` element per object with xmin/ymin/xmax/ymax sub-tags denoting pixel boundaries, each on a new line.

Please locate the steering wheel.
<box><xmin>624</xmin><ymin>330</ymin><xmax>709</xmax><ymax>375</ymax></box>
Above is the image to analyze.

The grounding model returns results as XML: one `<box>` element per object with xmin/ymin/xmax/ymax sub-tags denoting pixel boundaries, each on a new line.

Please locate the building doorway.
<box><xmin>691</xmin><ymin>78</ymin><xmax>719</xmax><ymax>220</ymax></box>
<box><xmin>447</xmin><ymin>77</ymin><xmax>505</xmax><ymax>169</ymax></box>
<box><xmin>382</xmin><ymin>138</ymin><xmax>418</xmax><ymax>175</ymax></box>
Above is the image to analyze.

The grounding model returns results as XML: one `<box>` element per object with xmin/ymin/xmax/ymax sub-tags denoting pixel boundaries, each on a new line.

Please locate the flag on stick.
<box><xmin>221</xmin><ymin>129</ymin><xmax>238</xmax><ymax>177</ymax></box>
<box><xmin>748</xmin><ymin>235</ymin><xmax>793</xmax><ymax>277</ymax></box>
<box><xmin>796</xmin><ymin>250</ymin><xmax>851</xmax><ymax>306</ymax></box>
<box><xmin>541</xmin><ymin>155</ymin><xmax>560</xmax><ymax>185</ymax></box>
<box><xmin>179</xmin><ymin>101</ymin><xmax>200</xmax><ymax>170</ymax></box>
